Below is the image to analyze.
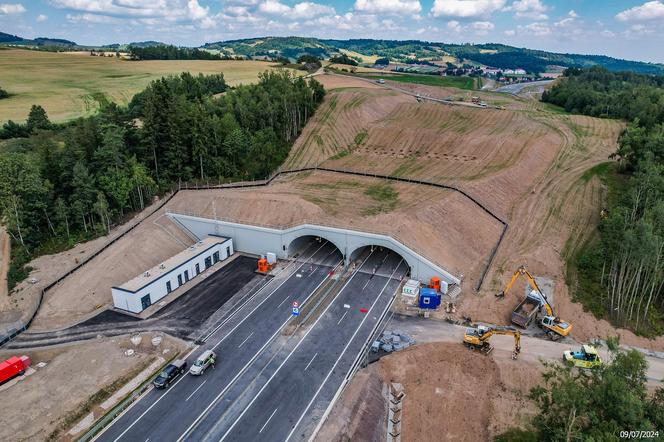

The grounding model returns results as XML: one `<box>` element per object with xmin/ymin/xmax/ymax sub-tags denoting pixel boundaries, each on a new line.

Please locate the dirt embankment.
<box><xmin>0</xmin><ymin>333</ymin><xmax>186</xmax><ymax>441</ymax></box>
<box><xmin>319</xmin><ymin>342</ymin><xmax>540</xmax><ymax>442</ymax></box>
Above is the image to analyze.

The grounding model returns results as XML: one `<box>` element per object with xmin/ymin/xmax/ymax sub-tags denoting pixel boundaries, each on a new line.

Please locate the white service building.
<box><xmin>111</xmin><ymin>235</ymin><xmax>234</xmax><ymax>313</ymax></box>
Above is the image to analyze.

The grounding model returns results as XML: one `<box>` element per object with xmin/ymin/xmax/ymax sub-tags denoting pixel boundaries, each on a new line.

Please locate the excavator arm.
<box><xmin>487</xmin><ymin>327</ymin><xmax>521</xmax><ymax>357</ymax></box>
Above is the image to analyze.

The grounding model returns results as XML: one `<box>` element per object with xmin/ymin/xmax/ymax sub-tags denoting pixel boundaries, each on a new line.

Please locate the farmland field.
<box><xmin>0</xmin><ymin>49</ymin><xmax>297</xmax><ymax>122</ymax></box>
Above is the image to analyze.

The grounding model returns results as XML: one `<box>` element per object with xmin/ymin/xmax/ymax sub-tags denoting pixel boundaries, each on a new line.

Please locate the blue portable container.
<box><xmin>418</xmin><ymin>288</ymin><xmax>441</xmax><ymax>309</ymax></box>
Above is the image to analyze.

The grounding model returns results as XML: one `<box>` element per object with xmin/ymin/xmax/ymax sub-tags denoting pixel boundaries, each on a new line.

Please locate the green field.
<box><xmin>357</xmin><ymin>72</ymin><xmax>476</xmax><ymax>90</ymax></box>
<box><xmin>0</xmin><ymin>49</ymin><xmax>298</xmax><ymax>123</ymax></box>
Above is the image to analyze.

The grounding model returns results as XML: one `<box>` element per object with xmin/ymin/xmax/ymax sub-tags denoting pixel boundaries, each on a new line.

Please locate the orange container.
<box><xmin>429</xmin><ymin>276</ymin><xmax>441</xmax><ymax>291</ymax></box>
<box><xmin>257</xmin><ymin>258</ymin><xmax>268</xmax><ymax>273</ymax></box>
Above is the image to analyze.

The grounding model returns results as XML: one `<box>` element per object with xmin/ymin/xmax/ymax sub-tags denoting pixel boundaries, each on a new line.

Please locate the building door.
<box><xmin>141</xmin><ymin>294</ymin><xmax>151</xmax><ymax>310</ymax></box>
<box><xmin>166</xmin><ymin>281</ymin><xmax>172</xmax><ymax>293</ymax></box>
<box><xmin>184</xmin><ymin>270</ymin><xmax>189</xmax><ymax>282</ymax></box>
<box><xmin>195</xmin><ymin>263</ymin><xmax>200</xmax><ymax>275</ymax></box>
<box><xmin>205</xmin><ymin>256</ymin><xmax>212</xmax><ymax>269</ymax></box>
<box><xmin>213</xmin><ymin>251</ymin><xmax>220</xmax><ymax>263</ymax></box>
<box><xmin>226</xmin><ymin>246</ymin><xmax>231</xmax><ymax>257</ymax></box>
<box><xmin>177</xmin><ymin>274</ymin><xmax>183</xmax><ymax>286</ymax></box>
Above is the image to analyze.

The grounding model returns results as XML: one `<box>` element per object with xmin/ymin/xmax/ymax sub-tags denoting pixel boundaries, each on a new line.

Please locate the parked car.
<box><xmin>563</xmin><ymin>345</ymin><xmax>603</xmax><ymax>369</ymax></box>
<box><xmin>153</xmin><ymin>359</ymin><xmax>187</xmax><ymax>388</ymax></box>
<box><xmin>189</xmin><ymin>350</ymin><xmax>216</xmax><ymax>375</ymax></box>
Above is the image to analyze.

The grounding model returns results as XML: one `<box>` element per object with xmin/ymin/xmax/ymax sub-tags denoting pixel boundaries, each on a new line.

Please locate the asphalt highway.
<box><xmin>97</xmin><ymin>239</ymin><xmax>342</xmax><ymax>442</ymax></box>
<box><xmin>195</xmin><ymin>248</ymin><xmax>408</xmax><ymax>442</ymax></box>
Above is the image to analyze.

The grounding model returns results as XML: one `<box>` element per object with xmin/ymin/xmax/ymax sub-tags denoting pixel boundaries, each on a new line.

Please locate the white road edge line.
<box><xmin>237</xmin><ymin>332</ymin><xmax>254</xmax><ymax>348</ymax></box>
<box><xmin>217</xmin><ymin>250</ymin><xmax>377</xmax><ymax>442</ymax></box>
<box><xmin>304</xmin><ymin>353</ymin><xmax>318</xmax><ymax>372</ymax></box>
<box><xmin>258</xmin><ymin>408</ymin><xmax>279</xmax><ymax>434</ymax></box>
<box><xmin>175</xmin><ymin>253</ymin><xmax>350</xmax><ymax>442</ymax></box>
<box><xmin>108</xmin><ymin>242</ymin><xmax>331</xmax><ymax>442</ymax></box>
<box><xmin>285</xmin><ymin>259</ymin><xmax>405</xmax><ymax>442</ymax></box>
<box><xmin>185</xmin><ymin>380</ymin><xmax>207</xmax><ymax>402</ymax></box>
<box><xmin>337</xmin><ymin>311</ymin><xmax>348</xmax><ymax>326</ymax></box>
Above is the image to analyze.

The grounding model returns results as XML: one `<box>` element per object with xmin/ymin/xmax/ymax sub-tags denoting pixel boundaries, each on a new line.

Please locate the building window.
<box><xmin>177</xmin><ymin>274</ymin><xmax>183</xmax><ymax>286</ymax></box>
<box><xmin>205</xmin><ymin>256</ymin><xmax>212</xmax><ymax>269</ymax></box>
<box><xmin>226</xmin><ymin>246</ymin><xmax>231</xmax><ymax>257</ymax></box>
<box><xmin>184</xmin><ymin>270</ymin><xmax>189</xmax><ymax>282</ymax></box>
<box><xmin>195</xmin><ymin>263</ymin><xmax>200</xmax><ymax>275</ymax></box>
<box><xmin>213</xmin><ymin>251</ymin><xmax>220</xmax><ymax>263</ymax></box>
<box><xmin>141</xmin><ymin>294</ymin><xmax>152</xmax><ymax>310</ymax></box>
<box><xmin>166</xmin><ymin>281</ymin><xmax>172</xmax><ymax>293</ymax></box>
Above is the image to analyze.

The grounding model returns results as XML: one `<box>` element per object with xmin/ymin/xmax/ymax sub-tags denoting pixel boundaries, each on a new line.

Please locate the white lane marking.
<box><xmin>337</xmin><ymin>311</ymin><xmax>348</xmax><ymax>326</ymax></box>
<box><xmin>218</xmin><ymin>250</ymin><xmax>377</xmax><ymax>442</ymax></box>
<box><xmin>175</xmin><ymin>256</ymin><xmax>344</xmax><ymax>442</ymax></box>
<box><xmin>111</xmin><ymin>243</ymin><xmax>333</xmax><ymax>442</ymax></box>
<box><xmin>185</xmin><ymin>380</ymin><xmax>207</xmax><ymax>402</ymax></box>
<box><xmin>237</xmin><ymin>332</ymin><xmax>254</xmax><ymax>349</ymax></box>
<box><xmin>258</xmin><ymin>408</ymin><xmax>279</xmax><ymax>434</ymax></box>
<box><xmin>286</xmin><ymin>259</ymin><xmax>405</xmax><ymax>442</ymax></box>
<box><xmin>304</xmin><ymin>353</ymin><xmax>318</xmax><ymax>372</ymax></box>
<box><xmin>277</xmin><ymin>296</ymin><xmax>290</xmax><ymax>308</ymax></box>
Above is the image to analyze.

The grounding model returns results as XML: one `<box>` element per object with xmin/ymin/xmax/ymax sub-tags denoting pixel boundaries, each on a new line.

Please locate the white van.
<box><xmin>189</xmin><ymin>350</ymin><xmax>216</xmax><ymax>375</ymax></box>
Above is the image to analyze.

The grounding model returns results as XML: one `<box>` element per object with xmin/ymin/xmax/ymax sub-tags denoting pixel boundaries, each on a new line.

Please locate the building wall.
<box><xmin>167</xmin><ymin>213</ymin><xmax>460</xmax><ymax>291</ymax></box>
<box><xmin>111</xmin><ymin>238</ymin><xmax>233</xmax><ymax>313</ymax></box>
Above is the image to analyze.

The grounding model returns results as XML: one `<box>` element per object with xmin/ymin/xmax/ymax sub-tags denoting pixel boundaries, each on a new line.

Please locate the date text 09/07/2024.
<box><xmin>620</xmin><ymin>431</ymin><xmax>660</xmax><ymax>439</ymax></box>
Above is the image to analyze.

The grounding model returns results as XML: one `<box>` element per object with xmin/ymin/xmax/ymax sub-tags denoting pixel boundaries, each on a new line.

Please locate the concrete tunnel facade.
<box><xmin>166</xmin><ymin>212</ymin><xmax>461</xmax><ymax>292</ymax></box>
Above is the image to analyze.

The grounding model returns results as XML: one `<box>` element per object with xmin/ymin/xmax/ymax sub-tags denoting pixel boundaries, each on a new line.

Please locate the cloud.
<box><xmin>616</xmin><ymin>1</ymin><xmax>664</xmax><ymax>21</ymax></box>
<box><xmin>36</xmin><ymin>14</ymin><xmax>48</xmax><ymax>21</ymax></box>
<box><xmin>431</xmin><ymin>0</ymin><xmax>505</xmax><ymax>18</ymax></box>
<box><xmin>50</xmin><ymin>0</ymin><xmax>215</xmax><ymax>28</ymax></box>
<box><xmin>0</xmin><ymin>3</ymin><xmax>25</xmax><ymax>14</ymax></box>
<box><xmin>258</xmin><ymin>0</ymin><xmax>335</xmax><ymax>18</ymax></box>
<box><xmin>446</xmin><ymin>19</ymin><xmax>462</xmax><ymax>32</ymax></box>
<box><xmin>258</xmin><ymin>0</ymin><xmax>290</xmax><ymax>14</ymax></box>
<box><xmin>354</xmin><ymin>0</ymin><xmax>421</xmax><ymax>14</ymax></box>
<box><xmin>292</xmin><ymin>2</ymin><xmax>336</xmax><ymax>18</ymax></box>
<box><xmin>554</xmin><ymin>10</ymin><xmax>578</xmax><ymax>28</ymax></box>
<box><xmin>520</xmin><ymin>21</ymin><xmax>550</xmax><ymax>36</ymax></box>
<box><xmin>506</xmin><ymin>0</ymin><xmax>548</xmax><ymax>20</ymax></box>
<box><xmin>67</xmin><ymin>13</ymin><xmax>123</xmax><ymax>24</ymax></box>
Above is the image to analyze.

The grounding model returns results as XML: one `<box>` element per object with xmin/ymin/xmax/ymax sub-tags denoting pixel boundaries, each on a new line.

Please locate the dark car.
<box><xmin>153</xmin><ymin>359</ymin><xmax>187</xmax><ymax>389</ymax></box>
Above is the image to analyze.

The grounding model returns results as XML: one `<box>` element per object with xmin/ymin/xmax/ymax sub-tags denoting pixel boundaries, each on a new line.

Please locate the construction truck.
<box><xmin>496</xmin><ymin>265</ymin><xmax>572</xmax><ymax>340</ymax></box>
<box><xmin>463</xmin><ymin>324</ymin><xmax>521</xmax><ymax>359</ymax></box>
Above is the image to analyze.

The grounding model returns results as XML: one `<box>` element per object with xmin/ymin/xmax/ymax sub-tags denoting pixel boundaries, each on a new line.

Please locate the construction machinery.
<box><xmin>463</xmin><ymin>324</ymin><xmax>521</xmax><ymax>359</ymax></box>
<box><xmin>496</xmin><ymin>266</ymin><xmax>573</xmax><ymax>340</ymax></box>
<box><xmin>563</xmin><ymin>345</ymin><xmax>603</xmax><ymax>369</ymax></box>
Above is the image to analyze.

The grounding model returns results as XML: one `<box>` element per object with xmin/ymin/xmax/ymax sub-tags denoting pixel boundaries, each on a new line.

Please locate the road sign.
<box><xmin>292</xmin><ymin>307</ymin><xmax>300</xmax><ymax>316</ymax></box>
<box><xmin>292</xmin><ymin>301</ymin><xmax>299</xmax><ymax>308</ymax></box>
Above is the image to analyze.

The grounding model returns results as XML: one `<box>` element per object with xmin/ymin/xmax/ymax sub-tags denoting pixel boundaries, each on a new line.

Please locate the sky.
<box><xmin>1</xmin><ymin>0</ymin><xmax>664</xmax><ymax>63</ymax></box>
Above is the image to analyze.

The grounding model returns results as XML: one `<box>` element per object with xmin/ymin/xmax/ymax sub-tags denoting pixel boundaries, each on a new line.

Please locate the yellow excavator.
<box><xmin>463</xmin><ymin>324</ymin><xmax>521</xmax><ymax>359</ymax></box>
<box><xmin>496</xmin><ymin>265</ymin><xmax>572</xmax><ymax>340</ymax></box>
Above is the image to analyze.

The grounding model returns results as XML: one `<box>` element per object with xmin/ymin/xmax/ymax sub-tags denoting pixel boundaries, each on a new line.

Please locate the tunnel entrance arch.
<box><xmin>349</xmin><ymin>244</ymin><xmax>412</xmax><ymax>279</ymax></box>
<box><xmin>285</xmin><ymin>234</ymin><xmax>345</xmax><ymax>264</ymax></box>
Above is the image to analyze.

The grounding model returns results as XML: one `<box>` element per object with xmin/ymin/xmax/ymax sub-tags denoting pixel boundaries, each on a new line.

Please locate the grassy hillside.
<box><xmin>0</xmin><ymin>49</ymin><xmax>296</xmax><ymax>122</ymax></box>
<box><xmin>203</xmin><ymin>37</ymin><xmax>664</xmax><ymax>75</ymax></box>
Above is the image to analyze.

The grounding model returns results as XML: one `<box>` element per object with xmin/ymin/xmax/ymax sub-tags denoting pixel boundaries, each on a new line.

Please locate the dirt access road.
<box><xmin>319</xmin><ymin>315</ymin><xmax>664</xmax><ymax>442</ymax></box>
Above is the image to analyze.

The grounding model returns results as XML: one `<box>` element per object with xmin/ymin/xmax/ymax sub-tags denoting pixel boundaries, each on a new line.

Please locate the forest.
<box><xmin>547</xmin><ymin>67</ymin><xmax>664</xmax><ymax>334</ymax></box>
<box><xmin>0</xmin><ymin>70</ymin><xmax>325</xmax><ymax>290</ymax></box>
<box><xmin>128</xmin><ymin>45</ymin><xmax>231</xmax><ymax>60</ymax></box>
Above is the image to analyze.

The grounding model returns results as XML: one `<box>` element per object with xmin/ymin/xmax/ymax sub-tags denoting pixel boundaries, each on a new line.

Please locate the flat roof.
<box><xmin>116</xmin><ymin>236</ymin><xmax>228</xmax><ymax>293</ymax></box>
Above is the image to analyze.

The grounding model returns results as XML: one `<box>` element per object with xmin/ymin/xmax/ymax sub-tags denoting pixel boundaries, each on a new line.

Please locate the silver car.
<box><xmin>189</xmin><ymin>350</ymin><xmax>216</xmax><ymax>375</ymax></box>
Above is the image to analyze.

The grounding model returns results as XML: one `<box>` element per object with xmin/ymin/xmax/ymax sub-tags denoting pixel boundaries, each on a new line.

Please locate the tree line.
<box><xmin>128</xmin><ymin>45</ymin><xmax>232</xmax><ymax>61</ymax></box>
<box><xmin>0</xmin><ymin>70</ymin><xmax>325</xmax><ymax>289</ymax></box>
<box><xmin>547</xmin><ymin>67</ymin><xmax>664</xmax><ymax>334</ymax></box>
